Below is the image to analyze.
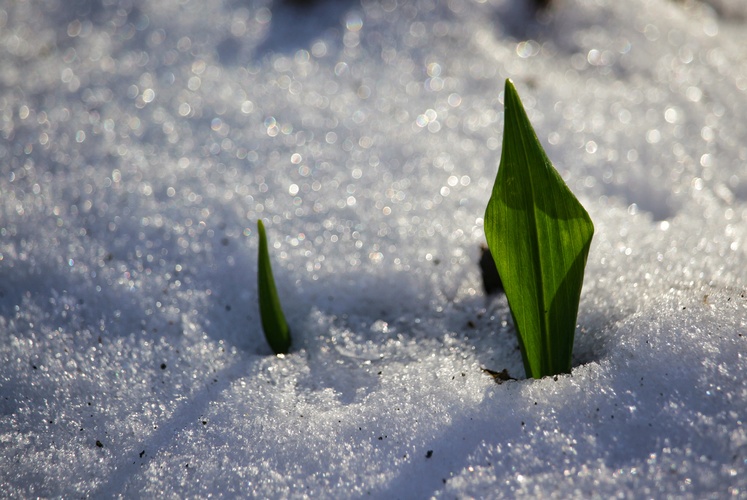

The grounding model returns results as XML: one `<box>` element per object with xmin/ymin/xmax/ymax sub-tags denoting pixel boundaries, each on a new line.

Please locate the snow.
<box><xmin>1</xmin><ymin>0</ymin><xmax>746</xmax><ymax>497</ymax></box>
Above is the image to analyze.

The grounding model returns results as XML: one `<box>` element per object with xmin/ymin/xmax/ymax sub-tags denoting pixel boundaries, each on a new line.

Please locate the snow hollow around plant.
<box><xmin>2</xmin><ymin>0</ymin><xmax>747</xmax><ymax>497</ymax></box>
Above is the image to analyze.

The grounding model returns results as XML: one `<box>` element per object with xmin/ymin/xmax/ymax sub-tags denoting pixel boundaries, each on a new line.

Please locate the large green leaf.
<box><xmin>257</xmin><ymin>219</ymin><xmax>291</xmax><ymax>355</ymax></box>
<box><xmin>484</xmin><ymin>79</ymin><xmax>594</xmax><ymax>379</ymax></box>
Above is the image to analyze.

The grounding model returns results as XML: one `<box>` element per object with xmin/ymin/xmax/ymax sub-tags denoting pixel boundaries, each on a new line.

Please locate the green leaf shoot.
<box><xmin>257</xmin><ymin>219</ymin><xmax>291</xmax><ymax>355</ymax></box>
<box><xmin>484</xmin><ymin>79</ymin><xmax>594</xmax><ymax>379</ymax></box>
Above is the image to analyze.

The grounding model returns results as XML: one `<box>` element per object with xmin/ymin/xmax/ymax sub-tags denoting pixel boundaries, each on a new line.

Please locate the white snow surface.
<box><xmin>2</xmin><ymin>0</ymin><xmax>747</xmax><ymax>497</ymax></box>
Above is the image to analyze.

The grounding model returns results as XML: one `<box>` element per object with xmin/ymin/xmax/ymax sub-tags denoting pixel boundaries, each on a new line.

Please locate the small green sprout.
<box><xmin>257</xmin><ymin>219</ymin><xmax>291</xmax><ymax>355</ymax></box>
<box><xmin>484</xmin><ymin>79</ymin><xmax>594</xmax><ymax>379</ymax></box>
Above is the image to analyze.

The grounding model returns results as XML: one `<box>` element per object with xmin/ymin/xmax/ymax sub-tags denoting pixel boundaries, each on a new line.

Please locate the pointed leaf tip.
<box><xmin>485</xmin><ymin>79</ymin><xmax>594</xmax><ymax>378</ymax></box>
<box><xmin>257</xmin><ymin>219</ymin><xmax>291</xmax><ymax>355</ymax></box>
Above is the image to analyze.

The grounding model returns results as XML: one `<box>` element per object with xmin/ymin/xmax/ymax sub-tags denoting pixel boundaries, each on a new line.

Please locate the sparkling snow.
<box><xmin>1</xmin><ymin>0</ymin><xmax>746</xmax><ymax>497</ymax></box>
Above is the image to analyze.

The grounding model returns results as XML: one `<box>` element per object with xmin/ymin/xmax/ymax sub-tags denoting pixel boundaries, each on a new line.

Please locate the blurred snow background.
<box><xmin>1</xmin><ymin>0</ymin><xmax>747</xmax><ymax>497</ymax></box>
